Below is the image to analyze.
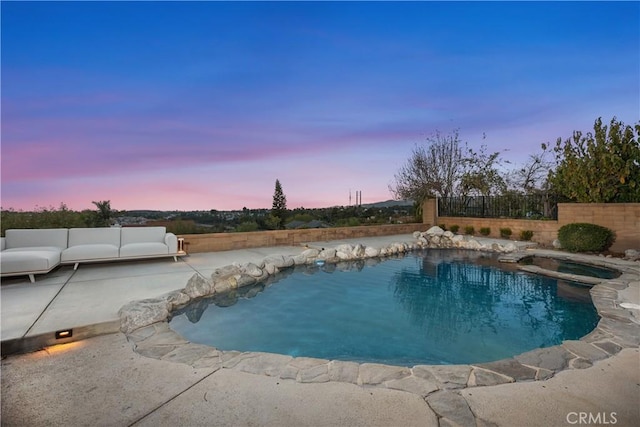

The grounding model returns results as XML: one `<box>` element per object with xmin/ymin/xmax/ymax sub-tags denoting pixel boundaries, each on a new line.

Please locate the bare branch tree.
<box><xmin>389</xmin><ymin>130</ymin><xmax>466</xmax><ymax>204</ymax></box>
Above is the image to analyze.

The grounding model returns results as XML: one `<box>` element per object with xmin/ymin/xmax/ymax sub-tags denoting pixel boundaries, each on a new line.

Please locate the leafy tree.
<box><xmin>271</xmin><ymin>179</ymin><xmax>287</xmax><ymax>229</ymax></box>
<box><xmin>549</xmin><ymin>117</ymin><xmax>640</xmax><ymax>202</ymax></box>
<box><xmin>460</xmin><ymin>143</ymin><xmax>507</xmax><ymax>197</ymax></box>
<box><xmin>91</xmin><ymin>200</ymin><xmax>113</xmax><ymax>227</ymax></box>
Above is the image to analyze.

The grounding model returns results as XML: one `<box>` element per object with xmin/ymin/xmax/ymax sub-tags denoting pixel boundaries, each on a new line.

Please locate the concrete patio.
<box><xmin>2</xmin><ymin>234</ymin><xmax>639</xmax><ymax>426</ymax></box>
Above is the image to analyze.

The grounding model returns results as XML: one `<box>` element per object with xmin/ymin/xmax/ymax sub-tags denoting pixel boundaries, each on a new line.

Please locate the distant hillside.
<box><xmin>361</xmin><ymin>199</ymin><xmax>414</xmax><ymax>208</ymax></box>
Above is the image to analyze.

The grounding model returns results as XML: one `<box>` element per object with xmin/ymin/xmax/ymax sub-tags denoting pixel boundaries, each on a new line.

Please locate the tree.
<box><xmin>92</xmin><ymin>200</ymin><xmax>112</xmax><ymax>227</ymax></box>
<box><xmin>389</xmin><ymin>130</ymin><xmax>466</xmax><ymax>204</ymax></box>
<box><xmin>271</xmin><ymin>179</ymin><xmax>287</xmax><ymax>229</ymax></box>
<box><xmin>459</xmin><ymin>144</ymin><xmax>507</xmax><ymax>197</ymax></box>
<box><xmin>549</xmin><ymin>117</ymin><xmax>640</xmax><ymax>202</ymax></box>
<box><xmin>508</xmin><ymin>145</ymin><xmax>554</xmax><ymax>195</ymax></box>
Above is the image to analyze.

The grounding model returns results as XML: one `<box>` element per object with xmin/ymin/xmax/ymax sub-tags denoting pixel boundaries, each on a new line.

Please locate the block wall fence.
<box><xmin>179</xmin><ymin>223</ymin><xmax>422</xmax><ymax>254</ymax></box>
<box><xmin>177</xmin><ymin>202</ymin><xmax>638</xmax><ymax>254</ymax></box>
<box><xmin>422</xmin><ymin>199</ymin><xmax>640</xmax><ymax>253</ymax></box>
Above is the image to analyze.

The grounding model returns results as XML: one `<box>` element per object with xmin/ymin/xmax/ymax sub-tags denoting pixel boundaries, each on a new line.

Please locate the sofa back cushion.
<box><xmin>5</xmin><ymin>229</ymin><xmax>68</xmax><ymax>250</ymax></box>
<box><xmin>68</xmin><ymin>228</ymin><xmax>121</xmax><ymax>247</ymax></box>
<box><xmin>121</xmin><ymin>227</ymin><xmax>166</xmax><ymax>246</ymax></box>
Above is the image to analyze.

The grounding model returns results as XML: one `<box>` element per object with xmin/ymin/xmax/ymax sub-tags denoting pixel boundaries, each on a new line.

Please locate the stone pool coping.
<box><xmin>118</xmin><ymin>240</ymin><xmax>639</xmax><ymax>422</ymax></box>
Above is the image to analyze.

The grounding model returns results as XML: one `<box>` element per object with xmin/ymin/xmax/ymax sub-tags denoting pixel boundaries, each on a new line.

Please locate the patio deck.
<box><xmin>1</xmin><ymin>234</ymin><xmax>638</xmax><ymax>426</ymax></box>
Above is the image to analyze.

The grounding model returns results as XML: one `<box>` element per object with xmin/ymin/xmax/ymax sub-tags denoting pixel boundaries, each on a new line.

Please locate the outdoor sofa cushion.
<box><xmin>120</xmin><ymin>227</ymin><xmax>177</xmax><ymax>258</ymax></box>
<box><xmin>0</xmin><ymin>250</ymin><xmax>61</xmax><ymax>274</ymax></box>
<box><xmin>61</xmin><ymin>228</ymin><xmax>120</xmax><ymax>262</ymax></box>
<box><xmin>4</xmin><ymin>228</ymin><xmax>68</xmax><ymax>250</ymax></box>
<box><xmin>1</xmin><ymin>229</ymin><xmax>68</xmax><ymax>279</ymax></box>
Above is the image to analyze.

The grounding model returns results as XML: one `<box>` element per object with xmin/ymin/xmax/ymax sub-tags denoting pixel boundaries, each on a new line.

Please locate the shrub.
<box><xmin>480</xmin><ymin>227</ymin><xmax>491</xmax><ymax>236</ymax></box>
<box><xmin>557</xmin><ymin>223</ymin><xmax>616</xmax><ymax>253</ymax></box>
<box><xmin>520</xmin><ymin>230</ymin><xmax>534</xmax><ymax>241</ymax></box>
<box><xmin>449</xmin><ymin>224</ymin><xmax>460</xmax><ymax>233</ymax></box>
<box><xmin>438</xmin><ymin>223</ymin><xmax>447</xmax><ymax>231</ymax></box>
<box><xmin>500</xmin><ymin>227</ymin><xmax>512</xmax><ymax>238</ymax></box>
<box><xmin>236</xmin><ymin>221</ymin><xmax>259</xmax><ymax>232</ymax></box>
<box><xmin>464</xmin><ymin>225</ymin><xmax>475</xmax><ymax>235</ymax></box>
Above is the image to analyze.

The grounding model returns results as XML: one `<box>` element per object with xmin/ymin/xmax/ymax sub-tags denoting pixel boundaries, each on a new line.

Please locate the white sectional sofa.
<box><xmin>1</xmin><ymin>227</ymin><xmax>183</xmax><ymax>282</ymax></box>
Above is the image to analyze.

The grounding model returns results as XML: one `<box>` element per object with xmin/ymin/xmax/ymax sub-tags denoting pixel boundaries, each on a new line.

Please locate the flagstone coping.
<box><xmin>118</xmin><ymin>242</ymin><xmax>640</xmax><ymax>414</ymax></box>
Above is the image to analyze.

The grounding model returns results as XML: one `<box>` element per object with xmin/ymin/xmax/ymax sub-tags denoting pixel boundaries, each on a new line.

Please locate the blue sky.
<box><xmin>2</xmin><ymin>1</ymin><xmax>638</xmax><ymax>211</ymax></box>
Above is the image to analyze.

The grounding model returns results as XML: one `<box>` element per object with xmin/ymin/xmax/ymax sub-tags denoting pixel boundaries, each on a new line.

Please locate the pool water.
<box><xmin>170</xmin><ymin>250</ymin><xmax>599</xmax><ymax>366</ymax></box>
<box><xmin>520</xmin><ymin>257</ymin><xmax>620</xmax><ymax>279</ymax></box>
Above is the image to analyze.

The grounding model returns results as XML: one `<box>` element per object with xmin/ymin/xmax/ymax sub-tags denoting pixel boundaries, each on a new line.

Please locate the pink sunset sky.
<box><xmin>2</xmin><ymin>2</ymin><xmax>638</xmax><ymax>211</ymax></box>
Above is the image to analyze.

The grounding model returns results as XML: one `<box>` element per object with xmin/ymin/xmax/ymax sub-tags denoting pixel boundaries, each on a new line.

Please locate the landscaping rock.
<box><xmin>118</xmin><ymin>299</ymin><xmax>171</xmax><ymax>334</ymax></box>
<box><xmin>242</xmin><ymin>262</ymin><xmax>264</xmax><ymax>277</ymax></box>
<box><xmin>425</xmin><ymin>226</ymin><xmax>445</xmax><ymax>236</ymax></box>
<box><xmin>319</xmin><ymin>248</ymin><xmax>336</xmax><ymax>259</ymax></box>
<box><xmin>184</xmin><ymin>273</ymin><xmax>213</xmax><ymax>299</ymax></box>
<box><xmin>624</xmin><ymin>249</ymin><xmax>640</xmax><ymax>261</ymax></box>
<box><xmin>301</xmin><ymin>248</ymin><xmax>320</xmax><ymax>258</ymax></box>
<box><xmin>263</xmin><ymin>255</ymin><xmax>294</xmax><ymax>269</ymax></box>
<box><xmin>364</xmin><ymin>246</ymin><xmax>380</xmax><ymax>257</ymax></box>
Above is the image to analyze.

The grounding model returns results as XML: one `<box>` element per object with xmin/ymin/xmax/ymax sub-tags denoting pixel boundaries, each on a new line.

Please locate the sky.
<box><xmin>1</xmin><ymin>1</ymin><xmax>638</xmax><ymax>212</ymax></box>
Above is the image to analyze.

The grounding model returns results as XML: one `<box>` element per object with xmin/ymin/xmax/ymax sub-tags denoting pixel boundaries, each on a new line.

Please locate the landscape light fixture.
<box><xmin>55</xmin><ymin>329</ymin><xmax>73</xmax><ymax>339</ymax></box>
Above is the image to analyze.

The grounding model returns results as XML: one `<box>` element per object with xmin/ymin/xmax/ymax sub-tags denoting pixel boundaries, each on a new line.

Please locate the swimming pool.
<box><xmin>170</xmin><ymin>250</ymin><xmax>599</xmax><ymax>366</ymax></box>
<box><xmin>520</xmin><ymin>256</ymin><xmax>620</xmax><ymax>279</ymax></box>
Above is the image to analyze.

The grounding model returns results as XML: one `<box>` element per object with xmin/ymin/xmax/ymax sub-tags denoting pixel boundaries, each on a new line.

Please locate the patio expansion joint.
<box><xmin>125</xmin><ymin>367</ymin><xmax>221</xmax><ymax>427</ymax></box>
<box><xmin>22</xmin><ymin>269</ymin><xmax>78</xmax><ymax>338</ymax></box>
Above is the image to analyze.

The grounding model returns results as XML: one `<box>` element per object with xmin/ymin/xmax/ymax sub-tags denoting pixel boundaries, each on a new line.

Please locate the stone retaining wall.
<box><xmin>178</xmin><ymin>223</ymin><xmax>420</xmax><ymax>253</ymax></box>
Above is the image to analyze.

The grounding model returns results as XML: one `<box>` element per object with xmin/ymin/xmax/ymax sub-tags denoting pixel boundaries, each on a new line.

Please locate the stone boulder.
<box><xmin>425</xmin><ymin>226</ymin><xmax>445</xmax><ymax>236</ymax></box>
<box><xmin>319</xmin><ymin>248</ymin><xmax>337</xmax><ymax>260</ymax></box>
<box><xmin>352</xmin><ymin>244</ymin><xmax>366</xmax><ymax>258</ymax></box>
<box><xmin>185</xmin><ymin>274</ymin><xmax>213</xmax><ymax>299</ymax></box>
<box><xmin>263</xmin><ymin>255</ymin><xmax>295</xmax><ymax>269</ymax></box>
<box><xmin>119</xmin><ymin>299</ymin><xmax>170</xmax><ymax>334</ymax></box>
<box><xmin>624</xmin><ymin>249</ymin><xmax>640</xmax><ymax>261</ymax></box>
<box><xmin>364</xmin><ymin>246</ymin><xmax>380</xmax><ymax>257</ymax></box>
<box><xmin>241</xmin><ymin>262</ymin><xmax>264</xmax><ymax>277</ymax></box>
<box><xmin>301</xmin><ymin>248</ymin><xmax>320</xmax><ymax>259</ymax></box>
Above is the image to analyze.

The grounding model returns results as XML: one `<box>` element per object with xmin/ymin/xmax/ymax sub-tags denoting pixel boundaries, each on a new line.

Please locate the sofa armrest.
<box><xmin>164</xmin><ymin>233</ymin><xmax>178</xmax><ymax>253</ymax></box>
<box><xmin>1</xmin><ymin>237</ymin><xmax>5</xmax><ymax>251</ymax></box>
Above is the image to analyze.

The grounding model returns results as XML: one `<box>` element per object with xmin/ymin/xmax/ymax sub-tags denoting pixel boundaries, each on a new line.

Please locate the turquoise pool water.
<box><xmin>521</xmin><ymin>256</ymin><xmax>620</xmax><ymax>279</ymax></box>
<box><xmin>170</xmin><ymin>250</ymin><xmax>599</xmax><ymax>366</ymax></box>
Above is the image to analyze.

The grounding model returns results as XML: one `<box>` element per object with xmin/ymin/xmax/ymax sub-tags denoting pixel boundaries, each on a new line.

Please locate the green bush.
<box><xmin>557</xmin><ymin>223</ymin><xmax>616</xmax><ymax>252</ymax></box>
<box><xmin>500</xmin><ymin>227</ymin><xmax>512</xmax><ymax>238</ymax></box>
<box><xmin>438</xmin><ymin>223</ymin><xmax>447</xmax><ymax>231</ymax></box>
<box><xmin>480</xmin><ymin>227</ymin><xmax>491</xmax><ymax>236</ymax></box>
<box><xmin>519</xmin><ymin>230</ymin><xmax>534</xmax><ymax>241</ymax></box>
<box><xmin>236</xmin><ymin>221</ymin><xmax>259</xmax><ymax>232</ymax></box>
<box><xmin>449</xmin><ymin>224</ymin><xmax>460</xmax><ymax>233</ymax></box>
<box><xmin>464</xmin><ymin>225</ymin><xmax>475</xmax><ymax>235</ymax></box>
